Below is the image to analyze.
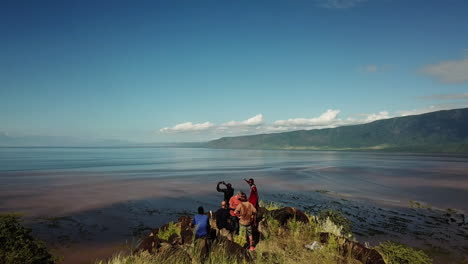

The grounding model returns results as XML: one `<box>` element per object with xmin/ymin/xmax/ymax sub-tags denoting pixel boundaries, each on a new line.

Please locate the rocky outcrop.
<box><xmin>319</xmin><ymin>233</ymin><xmax>386</xmax><ymax>264</ymax></box>
<box><xmin>270</xmin><ymin>206</ymin><xmax>310</xmax><ymax>225</ymax></box>
<box><xmin>135</xmin><ymin>207</ymin><xmax>387</xmax><ymax>264</ymax></box>
<box><xmin>135</xmin><ymin>214</ymin><xmax>251</xmax><ymax>263</ymax></box>
<box><xmin>137</xmin><ymin>229</ymin><xmax>162</xmax><ymax>253</ymax></box>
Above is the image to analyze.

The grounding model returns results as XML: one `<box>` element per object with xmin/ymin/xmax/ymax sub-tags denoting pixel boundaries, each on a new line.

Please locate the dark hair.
<box><xmin>249</xmin><ymin>178</ymin><xmax>254</xmax><ymax>184</ymax></box>
<box><xmin>240</xmin><ymin>193</ymin><xmax>247</xmax><ymax>201</ymax></box>
<box><xmin>198</xmin><ymin>206</ymin><xmax>204</xmax><ymax>214</ymax></box>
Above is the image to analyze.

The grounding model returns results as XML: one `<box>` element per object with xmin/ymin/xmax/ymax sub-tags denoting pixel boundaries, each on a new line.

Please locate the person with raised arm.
<box><xmin>216</xmin><ymin>181</ymin><xmax>234</xmax><ymax>203</ymax></box>
<box><xmin>243</xmin><ymin>178</ymin><xmax>259</xmax><ymax>209</ymax></box>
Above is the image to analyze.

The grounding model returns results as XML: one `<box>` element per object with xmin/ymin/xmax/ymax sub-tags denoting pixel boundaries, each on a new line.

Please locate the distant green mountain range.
<box><xmin>206</xmin><ymin>108</ymin><xmax>468</xmax><ymax>153</ymax></box>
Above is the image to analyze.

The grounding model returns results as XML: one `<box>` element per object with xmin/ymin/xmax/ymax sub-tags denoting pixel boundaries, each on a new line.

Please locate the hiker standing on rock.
<box><xmin>216</xmin><ymin>181</ymin><xmax>234</xmax><ymax>203</ymax></box>
<box><xmin>235</xmin><ymin>192</ymin><xmax>257</xmax><ymax>251</ymax></box>
<box><xmin>191</xmin><ymin>206</ymin><xmax>210</xmax><ymax>239</ymax></box>
<box><xmin>229</xmin><ymin>192</ymin><xmax>242</xmax><ymax>234</ymax></box>
<box><xmin>215</xmin><ymin>201</ymin><xmax>233</xmax><ymax>240</ymax></box>
<box><xmin>244</xmin><ymin>178</ymin><xmax>259</xmax><ymax>209</ymax></box>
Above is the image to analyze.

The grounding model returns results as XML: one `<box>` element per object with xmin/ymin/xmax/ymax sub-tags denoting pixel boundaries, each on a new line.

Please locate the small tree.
<box><xmin>0</xmin><ymin>214</ymin><xmax>55</xmax><ymax>264</ymax></box>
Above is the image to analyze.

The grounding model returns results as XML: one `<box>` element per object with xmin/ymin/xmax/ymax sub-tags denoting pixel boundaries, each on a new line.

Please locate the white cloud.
<box><xmin>363</xmin><ymin>111</ymin><xmax>390</xmax><ymax>122</ymax></box>
<box><xmin>222</xmin><ymin>114</ymin><xmax>263</xmax><ymax>127</ymax></box>
<box><xmin>160</xmin><ymin>121</ymin><xmax>214</xmax><ymax>133</ymax></box>
<box><xmin>158</xmin><ymin>105</ymin><xmax>466</xmax><ymax>138</ymax></box>
<box><xmin>273</xmin><ymin>109</ymin><xmax>341</xmax><ymax>127</ymax></box>
<box><xmin>420</xmin><ymin>58</ymin><xmax>468</xmax><ymax>84</ymax></box>
<box><xmin>316</xmin><ymin>0</ymin><xmax>368</xmax><ymax>9</ymax></box>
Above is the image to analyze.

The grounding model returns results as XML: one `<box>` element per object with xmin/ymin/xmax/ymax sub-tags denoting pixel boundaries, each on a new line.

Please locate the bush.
<box><xmin>317</xmin><ymin>217</ymin><xmax>344</xmax><ymax>237</ymax></box>
<box><xmin>259</xmin><ymin>200</ymin><xmax>282</xmax><ymax>211</ymax></box>
<box><xmin>377</xmin><ymin>241</ymin><xmax>432</xmax><ymax>264</ymax></box>
<box><xmin>157</xmin><ymin>221</ymin><xmax>181</xmax><ymax>241</ymax></box>
<box><xmin>0</xmin><ymin>214</ymin><xmax>55</xmax><ymax>264</ymax></box>
<box><xmin>317</xmin><ymin>210</ymin><xmax>352</xmax><ymax>235</ymax></box>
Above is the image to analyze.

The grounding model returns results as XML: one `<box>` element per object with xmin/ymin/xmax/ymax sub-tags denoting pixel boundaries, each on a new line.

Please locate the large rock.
<box><xmin>137</xmin><ymin>215</ymin><xmax>193</xmax><ymax>253</ymax></box>
<box><xmin>136</xmin><ymin>229</ymin><xmax>162</xmax><ymax>253</ymax></box>
<box><xmin>319</xmin><ymin>233</ymin><xmax>386</xmax><ymax>264</ymax></box>
<box><xmin>271</xmin><ymin>207</ymin><xmax>310</xmax><ymax>225</ymax></box>
<box><xmin>256</xmin><ymin>206</ymin><xmax>269</xmax><ymax>220</ymax></box>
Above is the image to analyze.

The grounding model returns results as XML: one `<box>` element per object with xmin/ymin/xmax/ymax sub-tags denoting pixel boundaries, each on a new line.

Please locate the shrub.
<box><xmin>157</xmin><ymin>221</ymin><xmax>181</xmax><ymax>241</ymax></box>
<box><xmin>317</xmin><ymin>217</ymin><xmax>344</xmax><ymax>237</ymax></box>
<box><xmin>317</xmin><ymin>210</ymin><xmax>352</xmax><ymax>235</ymax></box>
<box><xmin>377</xmin><ymin>241</ymin><xmax>432</xmax><ymax>264</ymax></box>
<box><xmin>259</xmin><ymin>200</ymin><xmax>282</xmax><ymax>211</ymax></box>
<box><xmin>0</xmin><ymin>214</ymin><xmax>55</xmax><ymax>264</ymax></box>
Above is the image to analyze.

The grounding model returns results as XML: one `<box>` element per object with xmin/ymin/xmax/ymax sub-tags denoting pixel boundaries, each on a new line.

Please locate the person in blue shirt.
<box><xmin>191</xmin><ymin>206</ymin><xmax>210</xmax><ymax>239</ymax></box>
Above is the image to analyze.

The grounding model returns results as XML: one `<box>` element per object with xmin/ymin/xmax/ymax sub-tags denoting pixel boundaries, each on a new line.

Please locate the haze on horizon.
<box><xmin>1</xmin><ymin>0</ymin><xmax>467</xmax><ymax>144</ymax></box>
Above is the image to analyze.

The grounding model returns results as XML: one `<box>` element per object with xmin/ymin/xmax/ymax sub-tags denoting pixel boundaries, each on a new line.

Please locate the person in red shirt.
<box><xmin>244</xmin><ymin>178</ymin><xmax>259</xmax><ymax>208</ymax></box>
<box><xmin>229</xmin><ymin>192</ymin><xmax>242</xmax><ymax>234</ymax></box>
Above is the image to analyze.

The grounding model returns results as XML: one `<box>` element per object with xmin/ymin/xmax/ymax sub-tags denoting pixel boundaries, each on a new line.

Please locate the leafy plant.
<box><xmin>317</xmin><ymin>210</ymin><xmax>352</xmax><ymax>235</ymax></box>
<box><xmin>0</xmin><ymin>214</ymin><xmax>55</xmax><ymax>264</ymax></box>
<box><xmin>157</xmin><ymin>221</ymin><xmax>181</xmax><ymax>241</ymax></box>
<box><xmin>317</xmin><ymin>217</ymin><xmax>344</xmax><ymax>238</ymax></box>
<box><xmin>377</xmin><ymin>241</ymin><xmax>432</xmax><ymax>264</ymax></box>
<box><xmin>259</xmin><ymin>200</ymin><xmax>282</xmax><ymax>211</ymax></box>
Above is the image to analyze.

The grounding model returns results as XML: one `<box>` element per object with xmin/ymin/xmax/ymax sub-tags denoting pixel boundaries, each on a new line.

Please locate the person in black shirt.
<box><xmin>216</xmin><ymin>181</ymin><xmax>234</xmax><ymax>202</ymax></box>
<box><xmin>215</xmin><ymin>201</ymin><xmax>233</xmax><ymax>240</ymax></box>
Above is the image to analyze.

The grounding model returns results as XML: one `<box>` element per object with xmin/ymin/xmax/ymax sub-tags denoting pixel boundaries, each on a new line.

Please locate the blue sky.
<box><xmin>1</xmin><ymin>0</ymin><xmax>467</xmax><ymax>143</ymax></box>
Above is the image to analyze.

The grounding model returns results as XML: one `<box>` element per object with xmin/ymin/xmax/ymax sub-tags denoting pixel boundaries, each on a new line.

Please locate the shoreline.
<box><xmin>10</xmin><ymin>189</ymin><xmax>466</xmax><ymax>264</ymax></box>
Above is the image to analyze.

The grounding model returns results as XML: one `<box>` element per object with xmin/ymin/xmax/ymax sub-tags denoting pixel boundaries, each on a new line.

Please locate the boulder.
<box><xmin>136</xmin><ymin>229</ymin><xmax>162</xmax><ymax>254</ymax></box>
<box><xmin>319</xmin><ymin>233</ymin><xmax>386</xmax><ymax>264</ymax></box>
<box><xmin>271</xmin><ymin>207</ymin><xmax>310</xmax><ymax>225</ymax></box>
<box><xmin>256</xmin><ymin>206</ymin><xmax>270</xmax><ymax>220</ymax></box>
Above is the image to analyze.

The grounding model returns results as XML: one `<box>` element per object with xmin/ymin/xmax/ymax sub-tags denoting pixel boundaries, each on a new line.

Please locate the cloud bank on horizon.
<box><xmin>158</xmin><ymin>104</ymin><xmax>464</xmax><ymax>138</ymax></box>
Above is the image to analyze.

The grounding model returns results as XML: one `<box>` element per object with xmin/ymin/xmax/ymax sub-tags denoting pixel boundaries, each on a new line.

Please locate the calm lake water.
<box><xmin>1</xmin><ymin>147</ymin><xmax>467</xmax><ymax>264</ymax></box>
<box><xmin>1</xmin><ymin>147</ymin><xmax>467</xmax><ymax>213</ymax></box>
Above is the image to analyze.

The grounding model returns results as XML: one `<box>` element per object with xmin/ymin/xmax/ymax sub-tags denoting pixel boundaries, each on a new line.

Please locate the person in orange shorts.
<box><xmin>228</xmin><ymin>191</ymin><xmax>242</xmax><ymax>234</ymax></box>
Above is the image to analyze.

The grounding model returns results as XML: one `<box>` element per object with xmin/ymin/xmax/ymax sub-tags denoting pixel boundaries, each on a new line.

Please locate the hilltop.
<box><xmin>206</xmin><ymin>108</ymin><xmax>468</xmax><ymax>153</ymax></box>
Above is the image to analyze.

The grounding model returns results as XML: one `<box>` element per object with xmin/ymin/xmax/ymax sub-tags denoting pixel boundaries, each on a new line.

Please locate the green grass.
<box><xmin>233</xmin><ymin>226</ymin><xmax>247</xmax><ymax>246</ymax></box>
<box><xmin>377</xmin><ymin>241</ymin><xmax>432</xmax><ymax>264</ymax></box>
<box><xmin>99</xmin><ymin>204</ymin><xmax>434</xmax><ymax>264</ymax></box>
<box><xmin>409</xmin><ymin>200</ymin><xmax>432</xmax><ymax>210</ymax></box>
<box><xmin>258</xmin><ymin>200</ymin><xmax>282</xmax><ymax>211</ymax></box>
<box><xmin>315</xmin><ymin>189</ymin><xmax>330</xmax><ymax>194</ymax></box>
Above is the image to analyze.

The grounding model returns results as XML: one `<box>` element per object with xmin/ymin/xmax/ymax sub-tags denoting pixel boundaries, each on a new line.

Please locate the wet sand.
<box><xmin>1</xmin><ymin>148</ymin><xmax>467</xmax><ymax>263</ymax></box>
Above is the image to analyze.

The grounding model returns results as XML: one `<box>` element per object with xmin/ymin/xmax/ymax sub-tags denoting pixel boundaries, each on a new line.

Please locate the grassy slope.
<box><xmin>206</xmin><ymin>108</ymin><xmax>468</xmax><ymax>153</ymax></box>
<box><xmin>97</xmin><ymin>203</ymin><xmax>432</xmax><ymax>264</ymax></box>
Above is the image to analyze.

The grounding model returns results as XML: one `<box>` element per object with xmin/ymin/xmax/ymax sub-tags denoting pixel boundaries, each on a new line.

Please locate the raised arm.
<box><xmin>216</xmin><ymin>181</ymin><xmax>225</xmax><ymax>192</ymax></box>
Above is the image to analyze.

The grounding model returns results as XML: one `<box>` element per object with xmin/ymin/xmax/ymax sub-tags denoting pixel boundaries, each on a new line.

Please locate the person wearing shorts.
<box><xmin>235</xmin><ymin>193</ymin><xmax>257</xmax><ymax>251</ymax></box>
